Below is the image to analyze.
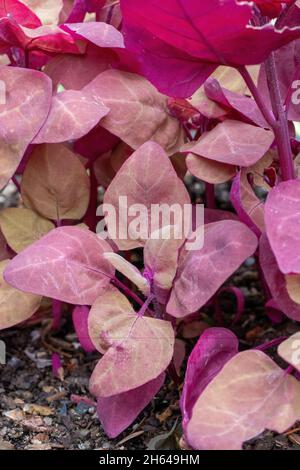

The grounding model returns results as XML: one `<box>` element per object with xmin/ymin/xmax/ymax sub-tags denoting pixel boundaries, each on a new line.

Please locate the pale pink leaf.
<box><xmin>64</xmin><ymin>22</ymin><xmax>124</xmax><ymax>48</ymax></box>
<box><xmin>3</xmin><ymin>226</ymin><xmax>114</xmax><ymax>305</ymax></box>
<box><xmin>89</xmin><ymin>287</ymin><xmax>174</xmax><ymax>397</ymax></box>
<box><xmin>72</xmin><ymin>305</ymin><xmax>95</xmax><ymax>353</ymax></box>
<box><xmin>84</xmin><ymin>70</ymin><xmax>184</xmax><ymax>155</ymax></box>
<box><xmin>259</xmin><ymin>234</ymin><xmax>300</xmax><ymax>322</ymax></box>
<box><xmin>182</xmin><ymin>120</ymin><xmax>274</xmax><ymax>166</ymax></box>
<box><xmin>265</xmin><ymin>180</ymin><xmax>300</xmax><ymax>274</ymax></box>
<box><xmin>167</xmin><ymin>221</ymin><xmax>258</xmax><ymax>317</ymax></box>
<box><xmin>0</xmin><ymin>259</ymin><xmax>42</xmax><ymax>330</ymax></box>
<box><xmin>97</xmin><ymin>373</ymin><xmax>165</xmax><ymax>438</ymax></box>
<box><xmin>0</xmin><ymin>66</ymin><xmax>52</xmax><ymax>189</ymax></box>
<box><xmin>278</xmin><ymin>333</ymin><xmax>300</xmax><ymax>372</ymax></box>
<box><xmin>103</xmin><ymin>141</ymin><xmax>191</xmax><ymax>250</ymax></box>
<box><xmin>33</xmin><ymin>89</ymin><xmax>109</xmax><ymax>144</ymax></box>
<box><xmin>186</xmin><ymin>350</ymin><xmax>300</xmax><ymax>450</ymax></box>
<box><xmin>181</xmin><ymin>327</ymin><xmax>238</xmax><ymax>432</ymax></box>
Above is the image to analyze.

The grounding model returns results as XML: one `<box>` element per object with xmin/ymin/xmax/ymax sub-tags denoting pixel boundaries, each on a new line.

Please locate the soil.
<box><xmin>0</xmin><ymin>181</ymin><xmax>299</xmax><ymax>451</ymax></box>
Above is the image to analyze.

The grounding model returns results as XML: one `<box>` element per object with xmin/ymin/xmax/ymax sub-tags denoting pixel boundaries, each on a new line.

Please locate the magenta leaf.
<box><xmin>121</xmin><ymin>0</ymin><xmax>300</xmax><ymax>97</ymax></box>
<box><xmin>259</xmin><ymin>234</ymin><xmax>300</xmax><ymax>322</ymax></box>
<box><xmin>204</xmin><ymin>78</ymin><xmax>268</xmax><ymax>128</ymax></box>
<box><xmin>64</xmin><ymin>21</ymin><xmax>124</xmax><ymax>48</ymax></box>
<box><xmin>33</xmin><ymin>89</ymin><xmax>109</xmax><ymax>144</ymax></box>
<box><xmin>97</xmin><ymin>373</ymin><xmax>165</xmax><ymax>438</ymax></box>
<box><xmin>186</xmin><ymin>350</ymin><xmax>300</xmax><ymax>450</ymax></box>
<box><xmin>167</xmin><ymin>220</ymin><xmax>258</xmax><ymax>317</ymax></box>
<box><xmin>72</xmin><ymin>305</ymin><xmax>95</xmax><ymax>353</ymax></box>
<box><xmin>181</xmin><ymin>327</ymin><xmax>238</xmax><ymax>432</ymax></box>
<box><xmin>88</xmin><ymin>287</ymin><xmax>174</xmax><ymax>397</ymax></box>
<box><xmin>104</xmin><ymin>141</ymin><xmax>190</xmax><ymax>250</ymax></box>
<box><xmin>0</xmin><ymin>66</ymin><xmax>52</xmax><ymax>190</ymax></box>
<box><xmin>84</xmin><ymin>70</ymin><xmax>184</xmax><ymax>154</ymax></box>
<box><xmin>265</xmin><ymin>180</ymin><xmax>300</xmax><ymax>274</ymax></box>
<box><xmin>183</xmin><ymin>120</ymin><xmax>274</xmax><ymax>167</ymax></box>
<box><xmin>4</xmin><ymin>226</ymin><xmax>114</xmax><ymax>305</ymax></box>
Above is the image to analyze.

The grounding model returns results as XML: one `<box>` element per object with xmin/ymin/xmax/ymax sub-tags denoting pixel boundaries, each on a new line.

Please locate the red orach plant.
<box><xmin>1</xmin><ymin>0</ymin><xmax>300</xmax><ymax>449</ymax></box>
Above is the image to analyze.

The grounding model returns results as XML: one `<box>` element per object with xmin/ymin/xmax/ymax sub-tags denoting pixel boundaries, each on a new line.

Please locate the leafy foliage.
<box><xmin>1</xmin><ymin>0</ymin><xmax>300</xmax><ymax>450</ymax></box>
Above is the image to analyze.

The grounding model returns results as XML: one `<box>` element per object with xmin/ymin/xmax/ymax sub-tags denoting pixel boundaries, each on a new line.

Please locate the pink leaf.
<box><xmin>33</xmin><ymin>89</ymin><xmax>109</xmax><ymax>144</ymax></box>
<box><xmin>103</xmin><ymin>141</ymin><xmax>190</xmax><ymax>250</ymax></box>
<box><xmin>204</xmin><ymin>78</ymin><xmax>268</xmax><ymax>128</ymax></box>
<box><xmin>3</xmin><ymin>226</ymin><xmax>114</xmax><ymax>305</ymax></box>
<box><xmin>0</xmin><ymin>66</ymin><xmax>52</xmax><ymax>190</ymax></box>
<box><xmin>0</xmin><ymin>0</ymin><xmax>42</xmax><ymax>28</ymax></box>
<box><xmin>182</xmin><ymin>120</ymin><xmax>274</xmax><ymax>167</ymax></box>
<box><xmin>186</xmin><ymin>350</ymin><xmax>300</xmax><ymax>450</ymax></box>
<box><xmin>84</xmin><ymin>70</ymin><xmax>184</xmax><ymax>154</ymax></box>
<box><xmin>265</xmin><ymin>180</ymin><xmax>300</xmax><ymax>274</ymax></box>
<box><xmin>259</xmin><ymin>234</ymin><xmax>300</xmax><ymax>322</ymax></box>
<box><xmin>97</xmin><ymin>373</ymin><xmax>165</xmax><ymax>438</ymax></box>
<box><xmin>167</xmin><ymin>221</ymin><xmax>258</xmax><ymax>317</ymax></box>
<box><xmin>72</xmin><ymin>305</ymin><xmax>95</xmax><ymax>353</ymax></box>
<box><xmin>230</xmin><ymin>171</ymin><xmax>265</xmax><ymax>236</ymax></box>
<box><xmin>181</xmin><ymin>327</ymin><xmax>238</xmax><ymax>432</ymax></box>
<box><xmin>278</xmin><ymin>333</ymin><xmax>300</xmax><ymax>372</ymax></box>
<box><xmin>89</xmin><ymin>287</ymin><xmax>174</xmax><ymax>397</ymax></box>
<box><xmin>64</xmin><ymin>22</ymin><xmax>124</xmax><ymax>48</ymax></box>
<box><xmin>121</xmin><ymin>0</ymin><xmax>300</xmax><ymax>97</ymax></box>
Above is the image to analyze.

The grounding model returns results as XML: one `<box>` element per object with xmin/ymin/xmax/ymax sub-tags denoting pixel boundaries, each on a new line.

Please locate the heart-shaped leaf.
<box><xmin>0</xmin><ymin>66</ymin><xmax>52</xmax><ymax>190</ymax></box>
<box><xmin>33</xmin><ymin>89</ymin><xmax>109</xmax><ymax>144</ymax></box>
<box><xmin>0</xmin><ymin>207</ymin><xmax>54</xmax><ymax>253</ymax></box>
<box><xmin>4</xmin><ymin>226</ymin><xmax>114</xmax><ymax>305</ymax></box>
<box><xmin>21</xmin><ymin>144</ymin><xmax>90</xmax><ymax>221</ymax></box>
<box><xmin>89</xmin><ymin>287</ymin><xmax>174</xmax><ymax>396</ymax></box>
<box><xmin>104</xmin><ymin>141</ymin><xmax>191</xmax><ymax>250</ymax></box>
<box><xmin>278</xmin><ymin>333</ymin><xmax>300</xmax><ymax>372</ymax></box>
<box><xmin>186</xmin><ymin>350</ymin><xmax>300</xmax><ymax>450</ymax></box>
<box><xmin>0</xmin><ymin>259</ymin><xmax>42</xmax><ymax>330</ymax></box>
<box><xmin>84</xmin><ymin>70</ymin><xmax>184</xmax><ymax>155</ymax></box>
<box><xmin>167</xmin><ymin>220</ymin><xmax>258</xmax><ymax>317</ymax></box>
<box><xmin>64</xmin><ymin>21</ymin><xmax>124</xmax><ymax>48</ymax></box>
<box><xmin>182</xmin><ymin>120</ymin><xmax>274</xmax><ymax>167</ymax></box>
<box><xmin>181</xmin><ymin>327</ymin><xmax>238</xmax><ymax>431</ymax></box>
<box><xmin>97</xmin><ymin>373</ymin><xmax>165</xmax><ymax>438</ymax></box>
<box><xmin>265</xmin><ymin>180</ymin><xmax>300</xmax><ymax>274</ymax></box>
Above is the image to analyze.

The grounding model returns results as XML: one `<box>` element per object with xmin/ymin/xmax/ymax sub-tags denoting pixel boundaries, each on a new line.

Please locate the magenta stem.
<box><xmin>255</xmin><ymin>336</ymin><xmax>287</xmax><ymax>351</ymax></box>
<box><xmin>285</xmin><ymin>365</ymin><xmax>296</xmax><ymax>376</ymax></box>
<box><xmin>112</xmin><ymin>277</ymin><xmax>155</xmax><ymax>316</ymax></box>
<box><xmin>238</xmin><ymin>66</ymin><xmax>276</xmax><ymax>128</ymax></box>
<box><xmin>12</xmin><ymin>176</ymin><xmax>21</xmax><ymax>192</ymax></box>
<box><xmin>205</xmin><ymin>183</ymin><xmax>215</xmax><ymax>209</ymax></box>
<box><xmin>52</xmin><ymin>299</ymin><xmax>63</xmax><ymax>330</ymax></box>
<box><xmin>265</xmin><ymin>53</ymin><xmax>295</xmax><ymax>181</ymax></box>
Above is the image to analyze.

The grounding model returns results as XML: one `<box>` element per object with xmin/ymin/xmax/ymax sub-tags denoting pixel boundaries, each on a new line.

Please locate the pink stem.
<box><xmin>255</xmin><ymin>336</ymin><xmax>287</xmax><ymax>351</ymax></box>
<box><xmin>12</xmin><ymin>176</ymin><xmax>21</xmax><ymax>192</ymax></box>
<box><xmin>112</xmin><ymin>277</ymin><xmax>155</xmax><ymax>316</ymax></box>
<box><xmin>265</xmin><ymin>53</ymin><xmax>295</xmax><ymax>181</ymax></box>
<box><xmin>238</xmin><ymin>66</ymin><xmax>276</xmax><ymax>128</ymax></box>
<box><xmin>205</xmin><ymin>183</ymin><xmax>215</xmax><ymax>209</ymax></box>
<box><xmin>52</xmin><ymin>299</ymin><xmax>63</xmax><ymax>330</ymax></box>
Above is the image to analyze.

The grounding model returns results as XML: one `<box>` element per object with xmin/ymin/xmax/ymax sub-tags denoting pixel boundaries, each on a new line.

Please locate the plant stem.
<box><xmin>12</xmin><ymin>176</ymin><xmax>21</xmax><ymax>192</ymax></box>
<box><xmin>112</xmin><ymin>277</ymin><xmax>155</xmax><ymax>316</ymax></box>
<box><xmin>205</xmin><ymin>182</ymin><xmax>215</xmax><ymax>209</ymax></box>
<box><xmin>265</xmin><ymin>53</ymin><xmax>295</xmax><ymax>181</ymax></box>
<box><xmin>255</xmin><ymin>336</ymin><xmax>287</xmax><ymax>351</ymax></box>
<box><xmin>238</xmin><ymin>66</ymin><xmax>276</xmax><ymax>128</ymax></box>
<box><xmin>52</xmin><ymin>299</ymin><xmax>63</xmax><ymax>330</ymax></box>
